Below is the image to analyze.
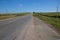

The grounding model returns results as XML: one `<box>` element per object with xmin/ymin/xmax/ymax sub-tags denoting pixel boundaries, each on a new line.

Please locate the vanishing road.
<box><xmin>0</xmin><ymin>14</ymin><xmax>60</xmax><ymax>40</ymax></box>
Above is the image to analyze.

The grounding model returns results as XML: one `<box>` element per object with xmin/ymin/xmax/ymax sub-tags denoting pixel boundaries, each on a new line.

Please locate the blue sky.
<box><xmin>0</xmin><ymin>0</ymin><xmax>60</xmax><ymax>13</ymax></box>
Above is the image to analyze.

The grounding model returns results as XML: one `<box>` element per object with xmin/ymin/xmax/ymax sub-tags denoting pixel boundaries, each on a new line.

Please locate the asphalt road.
<box><xmin>0</xmin><ymin>14</ymin><xmax>32</xmax><ymax>40</ymax></box>
<box><xmin>0</xmin><ymin>14</ymin><xmax>60</xmax><ymax>40</ymax></box>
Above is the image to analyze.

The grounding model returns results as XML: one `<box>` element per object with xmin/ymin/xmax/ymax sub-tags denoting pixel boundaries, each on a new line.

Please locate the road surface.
<box><xmin>0</xmin><ymin>14</ymin><xmax>32</xmax><ymax>40</ymax></box>
<box><xmin>0</xmin><ymin>14</ymin><xmax>60</xmax><ymax>40</ymax></box>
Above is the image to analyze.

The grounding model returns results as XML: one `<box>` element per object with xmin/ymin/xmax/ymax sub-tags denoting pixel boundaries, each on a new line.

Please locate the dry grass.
<box><xmin>0</xmin><ymin>15</ymin><xmax>16</xmax><ymax>20</ymax></box>
<box><xmin>0</xmin><ymin>13</ymin><xmax>29</xmax><ymax>20</ymax></box>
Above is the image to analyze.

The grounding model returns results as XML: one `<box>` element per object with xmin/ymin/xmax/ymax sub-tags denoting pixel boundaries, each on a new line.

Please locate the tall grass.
<box><xmin>33</xmin><ymin>12</ymin><xmax>60</xmax><ymax>29</ymax></box>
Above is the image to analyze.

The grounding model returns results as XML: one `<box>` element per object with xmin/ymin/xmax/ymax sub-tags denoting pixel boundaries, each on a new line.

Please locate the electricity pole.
<box><xmin>57</xmin><ymin>0</ymin><xmax>59</xmax><ymax>12</ymax></box>
<box><xmin>56</xmin><ymin>0</ymin><xmax>59</xmax><ymax>27</ymax></box>
<box><xmin>56</xmin><ymin>0</ymin><xmax>59</xmax><ymax>18</ymax></box>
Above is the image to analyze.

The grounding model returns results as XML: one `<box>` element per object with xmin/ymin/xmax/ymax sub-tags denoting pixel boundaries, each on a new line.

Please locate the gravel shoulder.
<box><xmin>33</xmin><ymin>17</ymin><xmax>60</xmax><ymax>40</ymax></box>
<box><xmin>23</xmin><ymin>16</ymin><xmax>37</xmax><ymax>40</ymax></box>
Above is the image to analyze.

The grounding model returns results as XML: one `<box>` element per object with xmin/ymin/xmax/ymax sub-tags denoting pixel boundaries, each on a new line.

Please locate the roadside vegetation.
<box><xmin>33</xmin><ymin>12</ymin><xmax>60</xmax><ymax>30</ymax></box>
<box><xmin>0</xmin><ymin>13</ymin><xmax>29</xmax><ymax>20</ymax></box>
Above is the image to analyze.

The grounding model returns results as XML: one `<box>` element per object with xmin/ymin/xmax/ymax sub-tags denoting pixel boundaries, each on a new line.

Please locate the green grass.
<box><xmin>39</xmin><ymin>12</ymin><xmax>60</xmax><ymax>16</ymax></box>
<box><xmin>33</xmin><ymin>12</ymin><xmax>60</xmax><ymax>29</ymax></box>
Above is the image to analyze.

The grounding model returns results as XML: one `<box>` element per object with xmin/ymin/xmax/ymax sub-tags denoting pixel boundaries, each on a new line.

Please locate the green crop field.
<box><xmin>35</xmin><ymin>12</ymin><xmax>60</xmax><ymax>18</ymax></box>
<box><xmin>33</xmin><ymin>12</ymin><xmax>60</xmax><ymax>30</ymax></box>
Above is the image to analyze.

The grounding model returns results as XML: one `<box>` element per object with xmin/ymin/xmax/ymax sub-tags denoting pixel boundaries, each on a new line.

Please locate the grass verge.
<box><xmin>33</xmin><ymin>12</ymin><xmax>60</xmax><ymax>30</ymax></box>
